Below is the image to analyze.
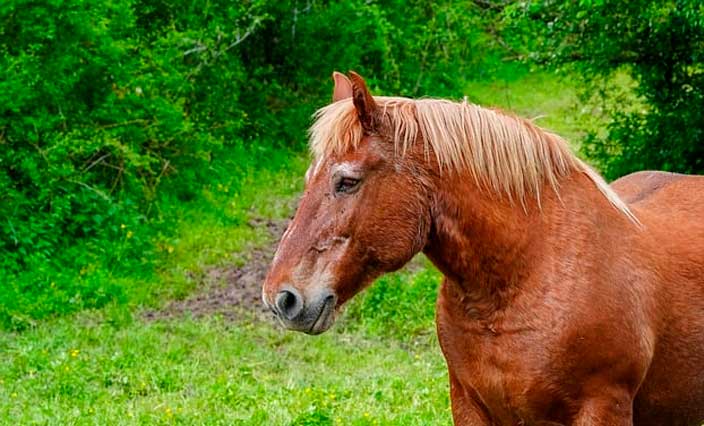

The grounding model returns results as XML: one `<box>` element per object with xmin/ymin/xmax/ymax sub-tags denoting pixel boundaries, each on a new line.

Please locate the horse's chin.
<box><xmin>303</xmin><ymin>302</ymin><xmax>338</xmax><ymax>335</ymax></box>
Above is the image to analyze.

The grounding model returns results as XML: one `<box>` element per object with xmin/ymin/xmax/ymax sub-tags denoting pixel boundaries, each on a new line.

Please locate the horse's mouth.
<box><xmin>306</xmin><ymin>295</ymin><xmax>336</xmax><ymax>335</ymax></box>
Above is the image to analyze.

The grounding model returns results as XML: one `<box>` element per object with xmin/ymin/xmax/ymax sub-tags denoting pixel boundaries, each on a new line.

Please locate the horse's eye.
<box><xmin>335</xmin><ymin>176</ymin><xmax>360</xmax><ymax>194</ymax></box>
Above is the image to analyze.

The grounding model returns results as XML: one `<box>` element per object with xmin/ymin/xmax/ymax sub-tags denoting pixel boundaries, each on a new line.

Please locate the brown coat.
<box><xmin>262</xmin><ymin>72</ymin><xmax>704</xmax><ymax>425</ymax></box>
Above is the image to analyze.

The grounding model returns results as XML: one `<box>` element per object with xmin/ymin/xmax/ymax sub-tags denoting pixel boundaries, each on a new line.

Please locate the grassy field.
<box><xmin>0</xmin><ymin>312</ymin><xmax>448</xmax><ymax>425</ymax></box>
<box><xmin>1</xmin><ymin>71</ymin><xmax>598</xmax><ymax>425</ymax></box>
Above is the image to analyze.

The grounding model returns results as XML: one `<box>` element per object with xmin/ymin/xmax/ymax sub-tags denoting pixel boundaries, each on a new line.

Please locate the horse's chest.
<box><xmin>436</xmin><ymin>306</ymin><xmax>568</xmax><ymax>424</ymax></box>
<box><xmin>444</xmin><ymin>337</ymin><xmax>544</xmax><ymax>420</ymax></box>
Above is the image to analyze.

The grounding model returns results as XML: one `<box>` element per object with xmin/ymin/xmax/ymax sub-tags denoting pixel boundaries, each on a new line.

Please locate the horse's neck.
<box><xmin>423</xmin><ymin>170</ymin><xmax>609</xmax><ymax>319</ymax></box>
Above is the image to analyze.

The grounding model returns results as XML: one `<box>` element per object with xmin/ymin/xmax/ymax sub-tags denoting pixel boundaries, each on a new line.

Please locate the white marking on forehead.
<box><xmin>306</xmin><ymin>158</ymin><xmax>363</xmax><ymax>183</ymax></box>
<box><xmin>331</xmin><ymin>161</ymin><xmax>362</xmax><ymax>176</ymax></box>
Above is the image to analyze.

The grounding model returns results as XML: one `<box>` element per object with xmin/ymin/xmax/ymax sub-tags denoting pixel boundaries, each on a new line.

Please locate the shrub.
<box><xmin>1</xmin><ymin>0</ymin><xmax>495</xmax><ymax>327</ymax></box>
<box><xmin>502</xmin><ymin>0</ymin><xmax>704</xmax><ymax>178</ymax></box>
<box><xmin>0</xmin><ymin>0</ymin><xmax>262</xmax><ymax>326</ymax></box>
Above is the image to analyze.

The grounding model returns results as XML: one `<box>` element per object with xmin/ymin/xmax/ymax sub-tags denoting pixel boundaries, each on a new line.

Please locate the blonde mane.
<box><xmin>309</xmin><ymin>96</ymin><xmax>638</xmax><ymax>223</ymax></box>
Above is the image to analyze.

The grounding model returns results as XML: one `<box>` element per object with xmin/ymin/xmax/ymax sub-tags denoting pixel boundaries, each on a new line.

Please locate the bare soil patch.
<box><xmin>143</xmin><ymin>218</ymin><xmax>288</xmax><ymax>321</ymax></box>
<box><xmin>143</xmin><ymin>214</ymin><xmax>429</xmax><ymax>322</ymax></box>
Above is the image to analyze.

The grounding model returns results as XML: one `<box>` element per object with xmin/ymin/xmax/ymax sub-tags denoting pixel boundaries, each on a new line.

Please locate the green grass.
<box><xmin>0</xmin><ymin>313</ymin><xmax>449</xmax><ymax>425</ymax></box>
<box><xmin>1</xmin><ymin>69</ymin><xmax>591</xmax><ymax>425</ymax></box>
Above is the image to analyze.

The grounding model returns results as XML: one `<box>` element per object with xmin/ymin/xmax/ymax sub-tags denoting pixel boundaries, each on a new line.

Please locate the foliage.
<box><xmin>0</xmin><ymin>0</ymin><xmax>493</xmax><ymax>328</ymax></box>
<box><xmin>0</xmin><ymin>0</ymin><xmax>263</xmax><ymax>326</ymax></box>
<box><xmin>502</xmin><ymin>0</ymin><xmax>704</xmax><ymax>178</ymax></box>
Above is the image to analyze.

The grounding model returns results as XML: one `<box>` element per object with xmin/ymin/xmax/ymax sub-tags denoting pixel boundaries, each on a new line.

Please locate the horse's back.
<box><xmin>613</xmin><ymin>170</ymin><xmax>704</xmax><ymax>233</ymax></box>
<box><xmin>613</xmin><ymin>169</ymin><xmax>704</xmax><ymax>252</ymax></box>
<box><xmin>612</xmin><ymin>170</ymin><xmax>698</xmax><ymax>203</ymax></box>
<box><xmin>612</xmin><ymin>171</ymin><xmax>704</xmax><ymax>426</ymax></box>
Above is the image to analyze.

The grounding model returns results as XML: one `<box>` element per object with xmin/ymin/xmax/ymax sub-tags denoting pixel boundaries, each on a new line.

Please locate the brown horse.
<box><xmin>262</xmin><ymin>71</ymin><xmax>704</xmax><ymax>425</ymax></box>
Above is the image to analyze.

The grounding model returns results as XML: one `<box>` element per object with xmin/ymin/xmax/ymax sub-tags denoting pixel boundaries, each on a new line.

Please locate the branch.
<box><xmin>82</xmin><ymin>153</ymin><xmax>112</xmax><ymax>172</ymax></box>
<box><xmin>67</xmin><ymin>179</ymin><xmax>111</xmax><ymax>201</ymax></box>
<box><xmin>183</xmin><ymin>16</ymin><xmax>265</xmax><ymax>82</ymax></box>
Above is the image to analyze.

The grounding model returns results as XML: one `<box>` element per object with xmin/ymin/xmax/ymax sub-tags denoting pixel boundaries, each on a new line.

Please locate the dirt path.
<box><xmin>143</xmin><ymin>218</ymin><xmax>288</xmax><ymax>321</ymax></box>
<box><xmin>143</xmin><ymin>213</ymin><xmax>429</xmax><ymax>322</ymax></box>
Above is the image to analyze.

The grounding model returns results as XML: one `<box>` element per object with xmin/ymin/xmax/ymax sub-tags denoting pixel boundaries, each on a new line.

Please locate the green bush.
<box><xmin>502</xmin><ymin>0</ymin><xmax>704</xmax><ymax>178</ymax></box>
<box><xmin>1</xmin><ymin>0</ymin><xmax>495</xmax><ymax>328</ymax></box>
<box><xmin>0</xmin><ymin>0</ymin><xmax>265</xmax><ymax>327</ymax></box>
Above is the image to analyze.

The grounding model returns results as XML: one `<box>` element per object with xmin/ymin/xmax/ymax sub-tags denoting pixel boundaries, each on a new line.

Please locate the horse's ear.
<box><xmin>348</xmin><ymin>71</ymin><xmax>377</xmax><ymax>130</ymax></box>
<box><xmin>332</xmin><ymin>71</ymin><xmax>353</xmax><ymax>102</ymax></box>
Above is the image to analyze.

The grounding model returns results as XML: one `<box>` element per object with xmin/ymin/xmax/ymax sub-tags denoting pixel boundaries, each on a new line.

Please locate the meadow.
<box><xmin>1</xmin><ymin>69</ymin><xmax>602</xmax><ymax>425</ymax></box>
<box><xmin>3</xmin><ymin>1</ymin><xmax>702</xmax><ymax>424</ymax></box>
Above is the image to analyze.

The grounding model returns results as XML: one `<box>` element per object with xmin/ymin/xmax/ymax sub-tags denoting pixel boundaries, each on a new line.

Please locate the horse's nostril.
<box><xmin>276</xmin><ymin>288</ymin><xmax>303</xmax><ymax>321</ymax></box>
<box><xmin>324</xmin><ymin>294</ymin><xmax>336</xmax><ymax>306</ymax></box>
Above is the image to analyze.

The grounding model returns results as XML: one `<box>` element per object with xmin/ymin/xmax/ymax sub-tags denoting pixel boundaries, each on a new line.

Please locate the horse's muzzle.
<box><xmin>270</xmin><ymin>286</ymin><xmax>337</xmax><ymax>335</ymax></box>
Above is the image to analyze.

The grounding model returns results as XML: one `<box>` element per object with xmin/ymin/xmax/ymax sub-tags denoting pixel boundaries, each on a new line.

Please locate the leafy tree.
<box><xmin>0</xmin><ymin>0</ymin><xmax>494</xmax><ymax>327</ymax></box>
<box><xmin>502</xmin><ymin>0</ymin><xmax>704</xmax><ymax>178</ymax></box>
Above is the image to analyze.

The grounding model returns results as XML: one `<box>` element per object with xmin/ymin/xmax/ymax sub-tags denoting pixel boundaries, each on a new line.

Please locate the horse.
<box><xmin>262</xmin><ymin>71</ymin><xmax>704</xmax><ymax>425</ymax></box>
